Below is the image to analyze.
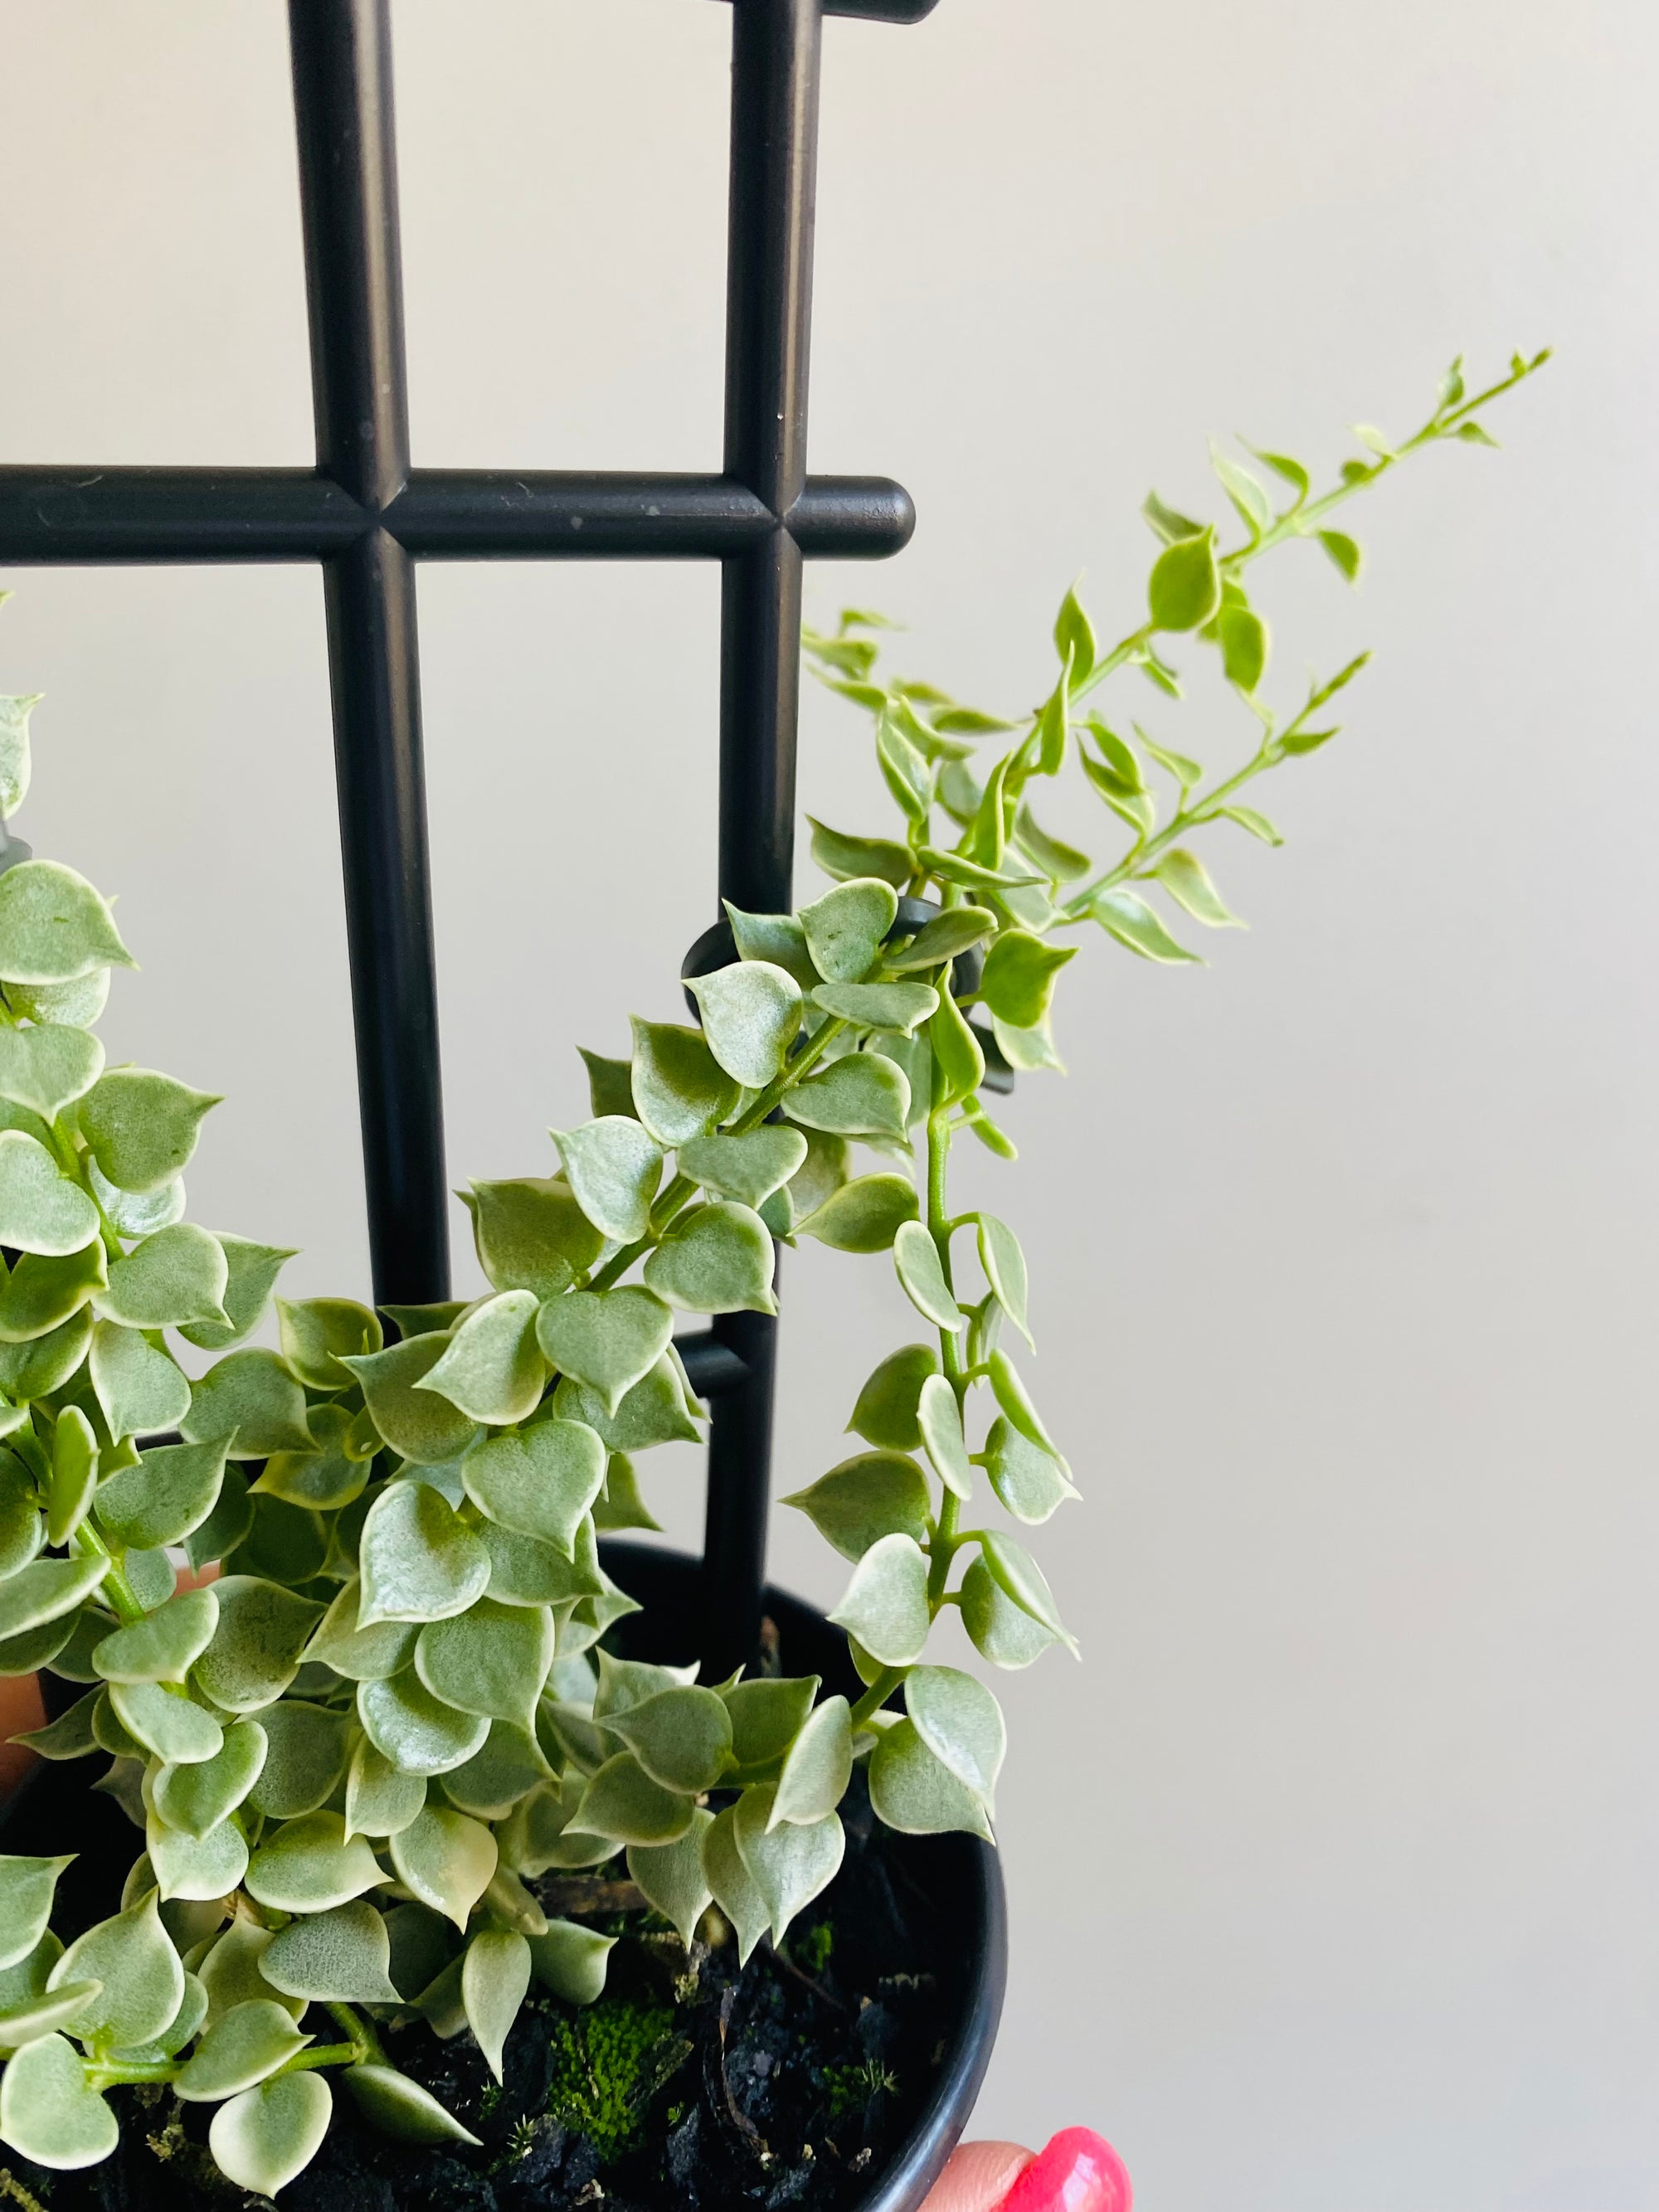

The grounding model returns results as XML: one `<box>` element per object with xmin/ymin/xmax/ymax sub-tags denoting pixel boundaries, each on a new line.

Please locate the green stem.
<box><xmin>283</xmin><ymin>2040</ymin><xmax>362</xmax><ymax>2074</ymax></box>
<box><xmin>73</xmin><ymin>1521</ymin><xmax>146</xmax><ymax>1630</ymax></box>
<box><xmin>85</xmin><ymin>2060</ymin><xmax>178</xmax><ymax>2089</ymax></box>
<box><xmin>849</xmin><ymin>1667</ymin><xmax>903</xmax><ymax>1728</ymax></box>
<box><xmin>925</xmin><ymin>1103</ymin><xmax>967</xmax><ymax>1611</ymax></box>
<box><xmin>326</xmin><ymin>2001</ymin><xmax>386</xmax><ymax>2064</ymax></box>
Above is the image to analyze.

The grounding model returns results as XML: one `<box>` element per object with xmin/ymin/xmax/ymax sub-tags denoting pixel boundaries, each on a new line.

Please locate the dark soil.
<box><xmin>1</xmin><ymin>1774</ymin><xmax>964</xmax><ymax>2212</ymax></box>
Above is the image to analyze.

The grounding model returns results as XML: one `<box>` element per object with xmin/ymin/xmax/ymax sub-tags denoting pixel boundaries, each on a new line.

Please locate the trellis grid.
<box><xmin>0</xmin><ymin>0</ymin><xmax>937</xmax><ymax>1675</ymax></box>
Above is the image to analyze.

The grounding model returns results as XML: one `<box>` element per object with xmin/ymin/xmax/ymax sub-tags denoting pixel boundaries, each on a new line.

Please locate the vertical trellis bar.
<box><xmin>289</xmin><ymin>0</ymin><xmax>449</xmax><ymax>1308</ymax></box>
<box><xmin>703</xmin><ymin>0</ymin><xmax>825</xmax><ymax>1675</ymax></box>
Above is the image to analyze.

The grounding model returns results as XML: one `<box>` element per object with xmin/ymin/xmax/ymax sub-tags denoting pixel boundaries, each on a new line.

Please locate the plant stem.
<box><xmin>325</xmin><ymin>2001</ymin><xmax>386</xmax><ymax>2064</ymax></box>
<box><xmin>72</xmin><ymin>1520</ymin><xmax>145</xmax><ymax>1629</ymax></box>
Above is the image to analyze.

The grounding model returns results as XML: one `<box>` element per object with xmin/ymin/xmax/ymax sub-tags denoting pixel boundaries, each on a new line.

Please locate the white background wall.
<box><xmin>3</xmin><ymin>2</ymin><xmax>1657</xmax><ymax>2204</ymax></box>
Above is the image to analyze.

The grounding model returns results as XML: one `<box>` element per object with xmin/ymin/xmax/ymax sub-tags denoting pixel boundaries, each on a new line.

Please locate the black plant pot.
<box><xmin>0</xmin><ymin>1544</ymin><xmax>1006</xmax><ymax>2212</ymax></box>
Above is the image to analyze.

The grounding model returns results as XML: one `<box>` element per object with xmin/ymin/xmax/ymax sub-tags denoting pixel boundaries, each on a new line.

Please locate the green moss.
<box><xmin>545</xmin><ymin>1997</ymin><xmax>690</xmax><ymax>2161</ymax></box>
<box><xmin>797</xmin><ymin>1921</ymin><xmax>834</xmax><ymax>1975</ymax></box>
<box><xmin>822</xmin><ymin>2058</ymin><xmax>898</xmax><ymax>2122</ymax></box>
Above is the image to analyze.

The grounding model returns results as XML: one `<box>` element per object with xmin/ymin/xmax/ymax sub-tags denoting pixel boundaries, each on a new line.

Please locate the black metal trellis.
<box><xmin>0</xmin><ymin>0</ymin><xmax>935</xmax><ymax>1676</ymax></box>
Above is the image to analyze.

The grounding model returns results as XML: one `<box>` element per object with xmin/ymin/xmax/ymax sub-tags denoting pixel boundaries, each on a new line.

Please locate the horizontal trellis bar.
<box><xmin>0</xmin><ymin>467</ymin><xmax>913</xmax><ymax>564</ymax></box>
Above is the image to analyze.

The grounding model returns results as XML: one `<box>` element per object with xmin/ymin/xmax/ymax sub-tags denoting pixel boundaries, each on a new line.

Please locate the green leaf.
<box><xmin>986</xmin><ymin>1347</ymin><xmax>1065</xmax><ymax>1467</ymax></box>
<box><xmin>0</xmin><ymin>1134</ymin><xmax>100</xmax><ymax>1257</ymax></box>
<box><xmin>94</xmin><ymin>1437</ymin><xmax>229</xmax><ymax>1552</ymax></box>
<box><xmin>416</xmin><ymin>1597</ymin><xmax>553</xmax><ymax>1730</ymax></box>
<box><xmin>734</xmin><ymin>1787</ymin><xmax>844</xmax><ymax>1945</ymax></box>
<box><xmin>787</xmin><ymin>1053</ymin><xmax>910</xmax><ymax>1142</ymax></box>
<box><xmin>687</xmin><ymin>962</ymin><xmax>802</xmax><ymax>1089</ymax></box>
<box><xmin>145</xmin><ymin>1806</ymin><xmax>248</xmax><ymax>1903</ymax></box>
<box><xmin>848</xmin><ymin>1344</ymin><xmax>937</xmax><ymax>1451</ymax></box>
<box><xmin>1153</xmin><ymin>848</ymin><xmax>1243</xmax><ymax>929</ymax></box>
<box><xmin>49</xmin><ymin>1891</ymin><xmax>182</xmax><ymax>2049</ymax></box>
<box><xmin>873</xmin><ymin>706</ymin><xmax>932</xmax><ymax>823</ymax></box>
<box><xmin>344</xmin><ymin>1735</ymin><xmax>428</xmax><ymax>1840</ymax></box>
<box><xmin>893</xmin><ymin>1219</ymin><xmax>962</xmax><ymax>1331</ymax></box>
<box><xmin>552</xmin><ymin>1356</ymin><xmax>699</xmax><ymax>1451</ymax></box>
<box><xmin>0</xmin><ymin>1023</ymin><xmax>103</xmax><ymax>1122</ymax></box>
<box><xmin>106</xmin><ymin>1679</ymin><xmax>221</xmax><ymax>1765</ymax></box>
<box><xmin>153</xmin><ymin>1719</ymin><xmax>268</xmax><ymax>1839</ymax></box>
<box><xmin>795</xmin><ymin>1172</ymin><xmax>917</xmax><ymax>1254</ymax></box>
<box><xmin>930</xmin><ymin>706</ymin><xmax>1014</xmax><ymax>735</ymax></box>
<box><xmin>770</xmin><ymin>1696</ymin><xmax>852</xmax><ymax>1827</ymax></box>
<box><xmin>721</xmin><ymin>1675</ymin><xmax>820</xmax><ymax>1775</ymax></box>
<box><xmin>1053</xmin><ymin>584</ymin><xmax>1096</xmax><ymax>685</ymax></box>
<box><xmin>243</xmin><ymin>1699</ymin><xmax>350</xmax><ymax>1820</ymax></box>
<box><xmin>1219</xmin><ymin>803</ymin><xmax>1283</xmax><ymax>846</ymax></box>
<box><xmin>1316</xmin><ymin>528</ymin><xmax>1362</xmax><ymax>584</ymax></box>
<box><xmin>0</xmin><ymin>1302</ymin><xmax>91</xmax><ymax>1396</ymax></box>
<box><xmin>916</xmin><ymin>846</ymin><xmax>1043</xmax><ymax>895</ymax></box>
<box><xmin>577</xmin><ymin>1049</ymin><xmax>637</xmax><ymax>1121</ymax></box>
<box><xmin>1087</xmin><ymin>887</ymin><xmax>1200</xmax><ymax>965</ymax></box>
<box><xmin>827</xmin><ymin>1531</ymin><xmax>931</xmax><ymax>1665</ymax></box>
<box><xmin>550</xmin><ymin>1116</ymin><xmax>664</xmax><ymax>1244</ymax></box>
<box><xmin>91</xmin><ymin>1587</ymin><xmax>217</xmax><ymax>1685</ymax></box>
<box><xmin>246</xmin><ymin>1811</ymin><xmax>387</xmax><ymax>1914</ymax></box>
<box><xmin>195</xmin><ymin>1918</ymin><xmax>305</xmax><ymax>2030</ymax></box>
<box><xmin>572</xmin><ymin>1751</ymin><xmax>693</xmax><ymax>1845</ymax></box>
<box><xmin>390</xmin><ymin>1805</ymin><xmax>499</xmax><ymax>1928</ymax></box>
<box><xmin>304</xmin><ymin>1578</ymin><xmax>416</xmax><ymax>1683</ymax></box>
<box><xmin>800</xmin><ymin>880</ymin><xmax>899</xmax><ymax>986</ymax></box>
<box><xmin>677</xmin><ymin>1125</ymin><xmax>805</xmax><ymax>1208</ymax></box>
<box><xmin>463</xmin><ymin>1417</ymin><xmax>606</xmax><ymax>1554</ymax></box>
<box><xmin>868</xmin><ymin>1717</ymin><xmax>992</xmax><ymax>1841</ymax></box>
<box><xmin>275</xmin><ymin>1296</ymin><xmax>381</xmax><ymax>1388</ymax></box>
<box><xmin>811</xmin><ymin>981</ymin><xmax>938</xmax><ymax>1037</ymax></box>
<box><xmin>78</xmin><ymin>1069</ymin><xmax>218</xmax><ymax>1195</ymax></box>
<box><xmin>191</xmin><ymin>1575</ymin><xmax>325</xmax><ymax>1714</ymax></box>
<box><xmin>88</xmin><ymin>1322</ymin><xmax>189</xmax><ymax>1440</ymax></box>
<box><xmin>358</xmin><ymin>1478</ymin><xmax>490</xmax><ymax>1628</ymax></box>
<box><xmin>627</xmin><ymin>1815</ymin><xmax>714</xmax><ymax>1951</ymax></box>
<box><xmin>341</xmin><ymin>1331</ymin><xmax>479</xmax><ymax>1466</ymax></box>
<box><xmin>1141</xmin><ymin>490</ymin><xmax>1204</xmax><ymax>545</ymax></box>
<box><xmin>95</xmin><ymin>1223</ymin><xmax>226</xmax><ymax>1332</ymax></box>
<box><xmin>358</xmin><ymin>1669</ymin><xmax>489</xmax><ymax>1778</ymax></box>
<box><xmin>0</xmin><ymin>1856</ymin><xmax>74</xmax><ymax>1972</ymax></box>
<box><xmin>628</xmin><ymin>1019</ymin><xmax>741</xmax><ymax>1149</ymax></box>
<box><xmin>460</xmin><ymin>1928</ymin><xmax>530</xmax><ymax>2085</ymax></box>
<box><xmin>418</xmin><ymin>1291</ymin><xmax>546</xmax><ymax>1427</ymax></box>
<box><xmin>980</xmin><ymin>930</ymin><xmax>1076</xmax><ymax>1029</ymax></box>
<box><xmin>462</xmin><ymin>1176</ymin><xmax>601</xmax><ymax>1300</ymax></box>
<box><xmin>806</xmin><ymin>819</ymin><xmax>912</xmax><ymax>891</ymax></box>
<box><xmin>1010</xmin><ymin>807</ymin><xmax>1089</xmax><ymax>886</ymax></box>
<box><xmin>0</xmin><ymin>1981</ymin><xmax>105</xmax><ymax>2057</ymax></box>
<box><xmin>260</xmin><ymin>1901</ymin><xmax>401</xmax><ymax>2007</ymax></box>
<box><xmin>208</xmin><ymin>2071</ymin><xmax>333</xmax><ymax>2197</ymax></box>
<box><xmin>7</xmin><ymin>964</ymin><xmax>110</xmax><ymax>1025</ymax></box>
<box><xmin>0</xmin><ymin>1454</ymin><xmax>39</xmax><ymax>1581</ymax></box>
<box><xmin>723</xmin><ymin>903</ymin><xmax>820</xmax><ymax>991</ymax></box>
<box><xmin>644</xmin><ymin>1201</ymin><xmax>776</xmax><ymax>1316</ymax></box>
<box><xmin>977</xmin><ymin>1528</ymin><xmax>1077</xmax><ymax>1651</ymax></box>
<box><xmin>884</xmin><ymin>907</ymin><xmax>995</xmax><ymax>975</ymax></box>
<box><xmin>592</xmin><ymin>1451</ymin><xmax>662</xmax><ymax>1535</ymax></box>
<box><xmin>964</xmin><ymin>751</ymin><xmax>1012</xmax><ymax>869</ymax></box>
<box><xmin>0</xmin><ymin>692</ymin><xmax>36</xmax><ymax>818</ymax></box>
<box><xmin>0</xmin><ymin>1613</ymin><xmax>83</xmax><ymax>1683</ymax></box>
<box><xmin>1209</xmin><ymin>443</ymin><xmax>1271</xmax><ymax>537</ymax></box>
<box><xmin>0</xmin><ymin>1554</ymin><xmax>108</xmax><ymax>1645</ymax></box>
<box><xmin>905</xmin><ymin>1665</ymin><xmax>1005</xmax><ymax>1814</ymax></box>
<box><xmin>1147</xmin><ymin>527</ymin><xmax>1221</xmax><ymax>633</ymax></box>
<box><xmin>982</xmin><ymin>1416</ymin><xmax>1077</xmax><ymax>1524</ymax></box>
<box><xmin>1217</xmin><ymin>601</ymin><xmax>1269</xmax><ymax>693</ymax></box>
<box><xmin>1244</xmin><ymin>442</ymin><xmax>1310</xmax><ymax>503</ymax></box>
<box><xmin>607</xmin><ymin>1685</ymin><xmax>732</xmax><ymax>1793</ymax></box>
<box><xmin>443</xmin><ymin>1721</ymin><xmax>549</xmax><ymax>1821</ymax></box>
<box><xmin>44</xmin><ymin>1405</ymin><xmax>96</xmax><ymax>1548</ymax></box>
<box><xmin>178</xmin><ymin>1234</ymin><xmax>294</xmax><ymax>1353</ymax></box>
<box><xmin>183</xmin><ymin>1346</ymin><xmax>312</xmax><ymax>1459</ymax></box>
<box><xmin>700</xmin><ymin>1805</ymin><xmax>771</xmax><ymax>1964</ymax></box>
<box><xmin>0</xmin><ymin>861</ymin><xmax>133</xmax><ymax>985</ymax></box>
<box><xmin>0</xmin><ymin>1241</ymin><xmax>107</xmax><ymax>1347</ymax></box>
<box><xmin>535</xmin><ymin>1286</ymin><xmax>672</xmax><ymax>1418</ymax></box>
<box><xmin>971</xmin><ymin>1213</ymin><xmax>1034</xmax><ymax>1351</ymax></box>
<box><xmin>176</xmin><ymin>1997</ymin><xmax>313</xmax><ymax>2101</ymax></box>
<box><xmin>916</xmin><ymin>1373</ymin><xmax>971</xmax><ymax>1500</ymax></box>
<box><xmin>0</xmin><ymin>2032</ymin><xmax>118</xmax><ymax>2170</ymax></box>
<box><xmin>343</xmin><ymin>2064</ymin><xmax>480</xmax><ymax>2148</ymax></box>
<box><xmin>927</xmin><ymin>986</ymin><xmax>985</xmax><ymax>1114</ymax></box>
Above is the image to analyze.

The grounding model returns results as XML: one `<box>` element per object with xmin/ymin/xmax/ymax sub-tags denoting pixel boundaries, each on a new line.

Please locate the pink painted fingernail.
<box><xmin>997</xmin><ymin>2127</ymin><xmax>1131</xmax><ymax>2212</ymax></box>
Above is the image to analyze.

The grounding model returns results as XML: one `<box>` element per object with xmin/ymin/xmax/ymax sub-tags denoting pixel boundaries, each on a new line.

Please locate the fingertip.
<box><xmin>922</xmin><ymin>2139</ymin><xmax>1035</xmax><ymax>2212</ymax></box>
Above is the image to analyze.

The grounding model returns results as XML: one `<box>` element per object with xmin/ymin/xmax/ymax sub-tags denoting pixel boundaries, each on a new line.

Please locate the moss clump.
<box><xmin>545</xmin><ymin>1997</ymin><xmax>688</xmax><ymax>2161</ymax></box>
<box><xmin>822</xmin><ymin>2059</ymin><xmax>898</xmax><ymax>2122</ymax></box>
<box><xmin>796</xmin><ymin>1921</ymin><xmax>834</xmax><ymax>1976</ymax></box>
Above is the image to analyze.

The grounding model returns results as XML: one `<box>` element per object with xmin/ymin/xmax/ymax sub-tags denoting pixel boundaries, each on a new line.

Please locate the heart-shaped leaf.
<box><xmin>415</xmin><ymin>1598</ymin><xmax>554</xmax><ymax>1731</ymax></box>
<box><xmin>99</xmin><ymin>1223</ymin><xmax>228</xmax><ymax>1332</ymax></box>
<box><xmin>146</xmin><ymin>1806</ymin><xmax>249</xmax><ymax>1902</ymax></box>
<box><xmin>89</xmin><ymin>1322</ymin><xmax>192</xmax><ymax>1441</ymax></box>
<box><xmin>916</xmin><ymin>1373</ymin><xmax>972</xmax><ymax>1500</ymax></box>
<box><xmin>389</xmin><ymin>1806</ymin><xmax>498</xmax><ymax>1930</ymax></box>
<box><xmin>340</xmin><ymin>1333</ymin><xmax>479</xmax><ymax>1466</ymax></box>
<box><xmin>810</xmin><ymin>981</ymin><xmax>939</xmax><ymax>1036</ymax></box>
<box><xmin>627</xmin><ymin>1021</ymin><xmax>740</xmax><ymax>1149</ymax></box>
<box><xmin>178</xmin><ymin>1234</ymin><xmax>296</xmax><ymax>1354</ymax></box>
<box><xmin>607</xmin><ymin>1686</ymin><xmax>732</xmax><ymax>1794</ymax></box>
<box><xmin>686</xmin><ymin>962</ymin><xmax>801</xmax><ymax>1088</ymax></box>
<box><xmin>94</xmin><ymin>1437</ymin><xmax>231</xmax><ymax>1553</ymax></box>
<box><xmin>79</xmin><ymin>1069</ymin><xmax>219</xmax><ymax>1195</ymax></box>
<box><xmin>358</xmin><ymin>1480</ymin><xmax>490</xmax><ymax>1628</ymax></box>
<box><xmin>734</xmin><ymin>1787</ymin><xmax>844</xmax><ymax>1941</ymax></box>
<box><xmin>182</xmin><ymin>1347</ymin><xmax>312</xmax><ymax>1459</ymax></box>
<box><xmin>644</xmin><ymin>1202</ymin><xmax>776</xmax><ymax>1316</ymax></box>
<box><xmin>781</xmin><ymin>1451</ymin><xmax>932</xmax><ymax>1563</ymax></box>
<box><xmin>627</xmin><ymin>1814</ymin><xmax>714</xmax><ymax>1951</ymax></box>
<box><xmin>770</xmin><ymin>1697</ymin><xmax>853</xmax><ymax>1828</ymax></box>
<box><xmin>0</xmin><ymin>861</ymin><xmax>132</xmax><ymax>984</ymax></box>
<box><xmin>675</xmin><ymin>1126</ymin><xmax>806</xmax><ymax>1208</ymax></box>
<box><xmin>462</xmin><ymin>1177</ymin><xmax>602</xmax><ymax>1300</ymax></box>
<box><xmin>525</xmin><ymin>1917</ymin><xmax>618</xmax><ymax>2005</ymax></box>
<box><xmin>893</xmin><ymin>1219</ymin><xmax>963</xmax><ymax>1330</ymax></box>
<box><xmin>108</xmin><ymin>1680</ymin><xmax>223</xmax><ymax>1766</ymax></box>
<box><xmin>153</xmin><ymin>1719</ymin><xmax>268</xmax><ymax>1840</ymax></box>
<box><xmin>794</xmin><ymin>1173</ymin><xmax>917</xmax><ymax>1255</ymax></box>
<box><xmin>462</xmin><ymin>1418</ymin><xmax>605</xmax><ymax>1556</ymax></box>
<box><xmin>49</xmin><ymin>1891</ymin><xmax>183</xmax><ymax>2049</ymax></box>
<box><xmin>534</xmin><ymin>1288</ymin><xmax>673</xmax><ymax>1418</ymax></box>
<box><xmin>0</xmin><ymin>1023</ymin><xmax>104</xmax><ymax>1122</ymax></box>
<box><xmin>260</xmin><ymin>1900</ymin><xmax>401</xmax><ymax>2006</ymax></box>
<box><xmin>357</xmin><ymin>1669</ymin><xmax>489</xmax><ymax>1777</ymax></box>
<box><xmin>0</xmin><ymin>1855</ymin><xmax>74</xmax><ymax>1972</ymax></box>
<box><xmin>191</xmin><ymin>1577</ymin><xmax>324</xmax><ymax>1713</ymax></box>
<box><xmin>343</xmin><ymin>1736</ymin><xmax>428</xmax><ymax>1840</ymax></box>
<box><xmin>175</xmin><ymin>1997</ymin><xmax>313</xmax><ymax>2102</ymax></box>
<box><xmin>208</xmin><ymin>2071</ymin><xmax>333</xmax><ymax>2197</ymax></box>
<box><xmin>92</xmin><ymin>1587</ymin><xmax>219</xmax><ymax>1684</ymax></box>
<box><xmin>0</xmin><ymin>1133</ymin><xmax>100</xmax><ymax>1257</ymax></box>
<box><xmin>827</xmin><ymin>1532</ymin><xmax>932</xmax><ymax>1666</ymax></box>
<box><xmin>304</xmin><ymin>1578</ymin><xmax>418</xmax><ymax>1683</ymax></box>
<box><xmin>787</xmin><ymin>1051</ymin><xmax>911</xmax><ymax>1140</ymax></box>
<box><xmin>343</xmin><ymin>2064</ymin><xmax>480</xmax><ymax>2147</ymax></box>
<box><xmin>550</xmin><ymin>1117</ymin><xmax>664</xmax><ymax>1244</ymax></box>
<box><xmin>417</xmin><ymin>1291</ymin><xmax>546</xmax><ymax>1426</ymax></box>
<box><xmin>246</xmin><ymin>1700</ymin><xmax>352</xmax><ymax>1820</ymax></box>
<box><xmin>799</xmin><ymin>879</ymin><xmax>899</xmax><ymax>984</ymax></box>
<box><xmin>903</xmin><ymin>1665</ymin><xmax>1005</xmax><ymax>1816</ymax></box>
<box><xmin>0</xmin><ymin>2032</ymin><xmax>118</xmax><ymax>2169</ymax></box>
<box><xmin>699</xmin><ymin>1805</ymin><xmax>770</xmax><ymax>1965</ymax></box>
<box><xmin>460</xmin><ymin>1928</ymin><xmax>530</xmax><ymax>2083</ymax></box>
<box><xmin>572</xmin><ymin>1753</ymin><xmax>693</xmax><ymax>1846</ymax></box>
<box><xmin>245</xmin><ymin>1813</ymin><xmax>387</xmax><ymax>1914</ymax></box>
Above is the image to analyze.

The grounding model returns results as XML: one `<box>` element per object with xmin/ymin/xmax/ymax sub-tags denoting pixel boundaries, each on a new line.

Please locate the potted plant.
<box><xmin>0</xmin><ymin>352</ymin><xmax>1543</xmax><ymax>2210</ymax></box>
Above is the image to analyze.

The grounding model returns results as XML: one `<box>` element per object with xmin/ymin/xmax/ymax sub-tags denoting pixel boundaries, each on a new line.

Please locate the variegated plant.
<box><xmin>0</xmin><ymin>352</ymin><xmax>1543</xmax><ymax>2194</ymax></box>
